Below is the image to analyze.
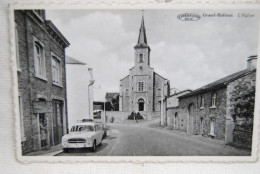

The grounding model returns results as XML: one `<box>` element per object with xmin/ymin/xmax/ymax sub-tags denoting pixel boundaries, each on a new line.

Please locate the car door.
<box><xmin>95</xmin><ymin>125</ymin><xmax>103</xmax><ymax>144</ymax></box>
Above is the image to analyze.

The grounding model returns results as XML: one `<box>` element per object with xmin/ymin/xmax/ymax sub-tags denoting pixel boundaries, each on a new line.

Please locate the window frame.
<box><xmin>51</xmin><ymin>52</ymin><xmax>62</xmax><ymax>87</ymax></box>
<box><xmin>210</xmin><ymin>93</ymin><xmax>217</xmax><ymax>108</ymax></box>
<box><xmin>138</xmin><ymin>81</ymin><xmax>144</xmax><ymax>92</ymax></box>
<box><xmin>139</xmin><ymin>53</ymin><xmax>144</xmax><ymax>63</ymax></box>
<box><xmin>200</xmin><ymin>95</ymin><xmax>205</xmax><ymax>109</ymax></box>
<box><xmin>33</xmin><ymin>36</ymin><xmax>47</xmax><ymax>81</ymax></box>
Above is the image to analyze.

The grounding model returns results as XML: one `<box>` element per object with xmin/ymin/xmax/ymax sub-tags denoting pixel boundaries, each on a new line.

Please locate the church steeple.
<box><xmin>134</xmin><ymin>13</ymin><xmax>150</xmax><ymax>50</ymax></box>
<box><xmin>137</xmin><ymin>14</ymin><xmax>147</xmax><ymax>45</ymax></box>
<box><xmin>134</xmin><ymin>12</ymin><xmax>151</xmax><ymax>66</ymax></box>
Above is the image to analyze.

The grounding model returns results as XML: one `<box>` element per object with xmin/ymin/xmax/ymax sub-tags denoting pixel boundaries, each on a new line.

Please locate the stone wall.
<box><xmin>226</xmin><ymin>71</ymin><xmax>256</xmax><ymax>148</ymax></box>
<box><xmin>167</xmin><ymin>87</ymin><xmax>227</xmax><ymax>141</ymax></box>
<box><xmin>101</xmin><ymin>111</ymin><xmax>160</xmax><ymax>123</ymax></box>
<box><xmin>16</xmin><ymin>10</ymin><xmax>68</xmax><ymax>154</ymax></box>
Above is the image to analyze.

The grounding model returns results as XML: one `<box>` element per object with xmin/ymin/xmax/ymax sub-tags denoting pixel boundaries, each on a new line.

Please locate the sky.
<box><xmin>46</xmin><ymin>9</ymin><xmax>259</xmax><ymax>101</ymax></box>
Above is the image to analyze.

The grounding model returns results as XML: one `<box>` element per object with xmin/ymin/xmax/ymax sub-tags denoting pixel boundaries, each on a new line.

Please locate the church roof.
<box><xmin>135</xmin><ymin>14</ymin><xmax>150</xmax><ymax>49</ymax></box>
<box><xmin>154</xmin><ymin>72</ymin><xmax>167</xmax><ymax>80</ymax></box>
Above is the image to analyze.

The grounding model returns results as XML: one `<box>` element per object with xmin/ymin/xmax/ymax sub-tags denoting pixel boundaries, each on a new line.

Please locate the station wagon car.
<box><xmin>62</xmin><ymin>122</ymin><xmax>104</xmax><ymax>152</ymax></box>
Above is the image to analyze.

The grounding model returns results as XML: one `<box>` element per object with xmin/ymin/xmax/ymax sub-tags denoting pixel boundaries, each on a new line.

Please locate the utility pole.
<box><xmin>103</xmin><ymin>101</ymin><xmax>106</xmax><ymax>128</ymax></box>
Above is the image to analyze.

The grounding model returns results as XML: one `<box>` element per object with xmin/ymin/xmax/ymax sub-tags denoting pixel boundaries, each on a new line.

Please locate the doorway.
<box><xmin>138</xmin><ymin>99</ymin><xmax>144</xmax><ymax>111</ymax></box>
<box><xmin>188</xmin><ymin>104</ymin><xmax>194</xmax><ymax>134</ymax></box>
<box><xmin>53</xmin><ymin>100</ymin><xmax>64</xmax><ymax>145</ymax></box>
<box><xmin>174</xmin><ymin>112</ymin><xmax>179</xmax><ymax>129</ymax></box>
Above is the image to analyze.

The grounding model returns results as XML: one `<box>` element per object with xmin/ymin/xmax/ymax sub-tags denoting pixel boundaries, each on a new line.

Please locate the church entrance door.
<box><xmin>138</xmin><ymin>99</ymin><xmax>144</xmax><ymax>111</ymax></box>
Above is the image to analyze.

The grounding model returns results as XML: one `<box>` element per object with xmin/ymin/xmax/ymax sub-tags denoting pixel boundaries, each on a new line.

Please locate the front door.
<box><xmin>53</xmin><ymin>100</ymin><xmax>63</xmax><ymax>145</ymax></box>
<box><xmin>138</xmin><ymin>99</ymin><xmax>144</xmax><ymax>111</ymax></box>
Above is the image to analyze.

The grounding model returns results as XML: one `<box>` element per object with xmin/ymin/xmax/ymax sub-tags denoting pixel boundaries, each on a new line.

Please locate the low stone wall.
<box><xmin>101</xmin><ymin>111</ymin><xmax>160</xmax><ymax>123</ymax></box>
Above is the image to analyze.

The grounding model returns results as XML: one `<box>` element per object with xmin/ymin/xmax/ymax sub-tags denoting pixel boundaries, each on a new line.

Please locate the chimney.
<box><xmin>247</xmin><ymin>55</ymin><xmax>257</xmax><ymax>70</ymax></box>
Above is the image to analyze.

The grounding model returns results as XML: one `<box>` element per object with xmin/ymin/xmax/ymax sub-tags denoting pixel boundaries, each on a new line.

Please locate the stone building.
<box><xmin>119</xmin><ymin>15</ymin><xmax>170</xmax><ymax>114</ymax></box>
<box><xmin>166</xmin><ymin>56</ymin><xmax>257</xmax><ymax>147</ymax></box>
<box><xmin>15</xmin><ymin>10</ymin><xmax>70</xmax><ymax>154</ymax></box>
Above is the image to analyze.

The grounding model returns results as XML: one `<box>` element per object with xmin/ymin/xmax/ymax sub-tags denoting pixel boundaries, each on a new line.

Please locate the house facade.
<box><xmin>119</xmin><ymin>16</ymin><xmax>170</xmax><ymax>113</ymax></box>
<box><xmin>66</xmin><ymin>56</ymin><xmax>94</xmax><ymax>128</ymax></box>
<box><xmin>166</xmin><ymin>56</ymin><xmax>257</xmax><ymax>148</ymax></box>
<box><xmin>15</xmin><ymin>10</ymin><xmax>70</xmax><ymax>154</ymax></box>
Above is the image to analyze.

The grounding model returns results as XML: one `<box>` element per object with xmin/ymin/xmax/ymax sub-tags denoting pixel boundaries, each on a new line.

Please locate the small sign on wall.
<box><xmin>33</xmin><ymin>101</ymin><xmax>53</xmax><ymax>113</ymax></box>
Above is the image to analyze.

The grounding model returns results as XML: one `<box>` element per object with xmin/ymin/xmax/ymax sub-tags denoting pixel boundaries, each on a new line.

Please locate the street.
<box><xmin>56</xmin><ymin>123</ymin><xmax>250</xmax><ymax>156</ymax></box>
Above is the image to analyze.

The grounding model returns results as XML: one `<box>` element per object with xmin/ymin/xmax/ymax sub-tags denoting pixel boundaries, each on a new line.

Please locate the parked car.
<box><xmin>95</xmin><ymin>122</ymin><xmax>107</xmax><ymax>139</ymax></box>
<box><xmin>62</xmin><ymin>122</ymin><xmax>104</xmax><ymax>153</ymax></box>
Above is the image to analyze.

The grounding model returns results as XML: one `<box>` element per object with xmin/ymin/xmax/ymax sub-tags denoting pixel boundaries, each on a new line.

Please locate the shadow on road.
<box><xmin>61</xmin><ymin>142</ymin><xmax>108</xmax><ymax>154</ymax></box>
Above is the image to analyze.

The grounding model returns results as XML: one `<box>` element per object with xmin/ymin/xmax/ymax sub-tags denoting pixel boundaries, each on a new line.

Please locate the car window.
<box><xmin>70</xmin><ymin>125</ymin><xmax>94</xmax><ymax>132</ymax></box>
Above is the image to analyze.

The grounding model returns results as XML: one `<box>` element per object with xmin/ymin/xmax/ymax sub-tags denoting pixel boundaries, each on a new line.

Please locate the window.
<box><xmin>200</xmin><ymin>96</ymin><xmax>205</xmax><ymax>108</ymax></box>
<box><xmin>211</xmin><ymin>93</ymin><xmax>217</xmax><ymax>107</ymax></box>
<box><xmin>125</xmin><ymin>89</ymin><xmax>129</xmax><ymax>96</ymax></box>
<box><xmin>138</xmin><ymin>81</ymin><xmax>144</xmax><ymax>91</ymax></box>
<box><xmin>210</xmin><ymin>119</ymin><xmax>215</xmax><ymax>136</ymax></box>
<box><xmin>33</xmin><ymin>37</ymin><xmax>46</xmax><ymax>79</ymax></box>
<box><xmin>157</xmin><ymin>88</ymin><xmax>161</xmax><ymax>97</ymax></box>
<box><xmin>18</xmin><ymin>95</ymin><xmax>26</xmax><ymax>142</ymax></box>
<box><xmin>15</xmin><ymin>23</ymin><xmax>20</xmax><ymax>70</ymax></box>
<box><xmin>139</xmin><ymin>53</ymin><xmax>144</xmax><ymax>62</ymax></box>
<box><xmin>52</xmin><ymin>54</ymin><xmax>62</xmax><ymax>86</ymax></box>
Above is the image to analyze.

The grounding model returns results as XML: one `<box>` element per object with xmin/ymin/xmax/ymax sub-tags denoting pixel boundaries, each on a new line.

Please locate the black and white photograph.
<box><xmin>12</xmin><ymin>6</ymin><xmax>259</xmax><ymax>161</ymax></box>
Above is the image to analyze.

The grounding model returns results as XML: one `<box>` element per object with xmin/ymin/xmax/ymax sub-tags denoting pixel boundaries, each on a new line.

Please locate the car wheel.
<box><xmin>63</xmin><ymin>148</ymin><xmax>70</xmax><ymax>153</ymax></box>
<box><xmin>91</xmin><ymin>141</ymin><xmax>96</xmax><ymax>152</ymax></box>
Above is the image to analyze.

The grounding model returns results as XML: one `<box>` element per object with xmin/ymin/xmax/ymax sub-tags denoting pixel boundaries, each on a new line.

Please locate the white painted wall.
<box><xmin>66</xmin><ymin>64</ymin><xmax>94</xmax><ymax>130</ymax></box>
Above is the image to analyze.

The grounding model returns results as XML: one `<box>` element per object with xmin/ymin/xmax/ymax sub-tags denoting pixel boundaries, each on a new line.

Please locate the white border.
<box><xmin>9</xmin><ymin>1</ymin><xmax>260</xmax><ymax>163</ymax></box>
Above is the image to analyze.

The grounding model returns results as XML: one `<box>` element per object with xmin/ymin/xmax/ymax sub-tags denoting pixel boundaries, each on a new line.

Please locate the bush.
<box><xmin>128</xmin><ymin>111</ymin><xmax>144</xmax><ymax>120</ymax></box>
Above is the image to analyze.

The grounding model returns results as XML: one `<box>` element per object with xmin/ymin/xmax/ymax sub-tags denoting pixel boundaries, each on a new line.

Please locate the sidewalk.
<box><xmin>24</xmin><ymin>144</ymin><xmax>63</xmax><ymax>156</ymax></box>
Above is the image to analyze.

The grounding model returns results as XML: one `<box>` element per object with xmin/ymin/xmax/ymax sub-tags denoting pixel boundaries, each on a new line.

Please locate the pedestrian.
<box><xmin>136</xmin><ymin>116</ymin><xmax>138</xmax><ymax>123</ymax></box>
<box><xmin>40</xmin><ymin>119</ymin><xmax>47</xmax><ymax>147</ymax></box>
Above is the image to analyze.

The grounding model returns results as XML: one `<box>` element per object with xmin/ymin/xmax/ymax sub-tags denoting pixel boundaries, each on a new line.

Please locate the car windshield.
<box><xmin>70</xmin><ymin>125</ymin><xmax>94</xmax><ymax>132</ymax></box>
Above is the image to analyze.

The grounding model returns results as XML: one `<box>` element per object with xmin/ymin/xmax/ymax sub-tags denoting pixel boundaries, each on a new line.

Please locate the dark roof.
<box><xmin>154</xmin><ymin>72</ymin><xmax>167</xmax><ymax>80</ymax></box>
<box><xmin>179</xmin><ymin>68</ymin><xmax>256</xmax><ymax>99</ymax></box>
<box><xmin>167</xmin><ymin>89</ymin><xmax>192</xmax><ymax>98</ymax></box>
<box><xmin>120</xmin><ymin>75</ymin><xmax>129</xmax><ymax>81</ymax></box>
<box><xmin>45</xmin><ymin>20</ymin><xmax>70</xmax><ymax>47</ymax></box>
<box><xmin>134</xmin><ymin>14</ymin><xmax>150</xmax><ymax>51</ymax></box>
<box><xmin>66</xmin><ymin>56</ymin><xmax>86</xmax><ymax>65</ymax></box>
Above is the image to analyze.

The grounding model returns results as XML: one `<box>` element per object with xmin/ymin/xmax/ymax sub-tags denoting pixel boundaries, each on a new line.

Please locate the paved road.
<box><xmin>57</xmin><ymin>123</ymin><xmax>250</xmax><ymax>156</ymax></box>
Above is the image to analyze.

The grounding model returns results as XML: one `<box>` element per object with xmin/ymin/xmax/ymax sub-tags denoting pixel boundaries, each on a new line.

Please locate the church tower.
<box><xmin>134</xmin><ymin>15</ymin><xmax>151</xmax><ymax>67</ymax></box>
<box><xmin>119</xmin><ymin>13</ymin><xmax>170</xmax><ymax>114</ymax></box>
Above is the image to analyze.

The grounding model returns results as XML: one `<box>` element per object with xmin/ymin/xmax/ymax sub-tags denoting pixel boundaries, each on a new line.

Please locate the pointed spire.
<box><xmin>137</xmin><ymin>12</ymin><xmax>148</xmax><ymax>45</ymax></box>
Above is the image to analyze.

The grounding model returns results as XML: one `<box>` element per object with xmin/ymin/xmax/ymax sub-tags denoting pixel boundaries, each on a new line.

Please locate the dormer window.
<box><xmin>139</xmin><ymin>53</ymin><xmax>144</xmax><ymax>63</ymax></box>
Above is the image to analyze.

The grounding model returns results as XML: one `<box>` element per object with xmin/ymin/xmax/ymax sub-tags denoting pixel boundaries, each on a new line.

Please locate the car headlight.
<box><xmin>86</xmin><ymin>138</ymin><xmax>92</xmax><ymax>144</ymax></box>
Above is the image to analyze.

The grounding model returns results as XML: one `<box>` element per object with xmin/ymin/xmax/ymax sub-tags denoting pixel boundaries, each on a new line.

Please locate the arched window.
<box><xmin>125</xmin><ymin>89</ymin><xmax>129</xmax><ymax>96</ymax></box>
<box><xmin>139</xmin><ymin>53</ymin><xmax>144</xmax><ymax>63</ymax></box>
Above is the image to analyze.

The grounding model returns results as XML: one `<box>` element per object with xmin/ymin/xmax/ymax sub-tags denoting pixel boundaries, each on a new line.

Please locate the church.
<box><xmin>119</xmin><ymin>15</ymin><xmax>170</xmax><ymax>112</ymax></box>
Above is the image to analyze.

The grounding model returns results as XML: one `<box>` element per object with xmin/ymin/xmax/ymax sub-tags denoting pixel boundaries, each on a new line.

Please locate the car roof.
<box><xmin>72</xmin><ymin>122</ymin><xmax>97</xmax><ymax>126</ymax></box>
